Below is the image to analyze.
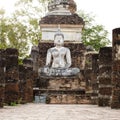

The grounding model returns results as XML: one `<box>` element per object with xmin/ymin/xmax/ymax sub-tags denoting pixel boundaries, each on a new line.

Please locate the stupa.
<box><xmin>39</xmin><ymin>0</ymin><xmax>84</xmax><ymax>42</ymax></box>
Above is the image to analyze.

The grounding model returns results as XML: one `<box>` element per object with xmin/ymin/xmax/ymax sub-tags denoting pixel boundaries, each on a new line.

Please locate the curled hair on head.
<box><xmin>54</xmin><ymin>33</ymin><xmax>64</xmax><ymax>40</ymax></box>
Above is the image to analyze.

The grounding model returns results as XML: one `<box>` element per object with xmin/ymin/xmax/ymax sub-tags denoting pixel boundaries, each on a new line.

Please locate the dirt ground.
<box><xmin>0</xmin><ymin>103</ymin><xmax>120</xmax><ymax>120</ymax></box>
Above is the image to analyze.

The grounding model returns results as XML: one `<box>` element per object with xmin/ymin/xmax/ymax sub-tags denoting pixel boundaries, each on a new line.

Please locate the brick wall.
<box><xmin>111</xmin><ymin>28</ymin><xmax>120</xmax><ymax>108</ymax></box>
<box><xmin>98</xmin><ymin>47</ymin><xmax>112</xmax><ymax>106</ymax></box>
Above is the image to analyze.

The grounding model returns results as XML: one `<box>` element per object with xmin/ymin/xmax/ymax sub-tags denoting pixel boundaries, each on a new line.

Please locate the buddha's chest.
<box><xmin>51</xmin><ymin>48</ymin><xmax>66</xmax><ymax>58</ymax></box>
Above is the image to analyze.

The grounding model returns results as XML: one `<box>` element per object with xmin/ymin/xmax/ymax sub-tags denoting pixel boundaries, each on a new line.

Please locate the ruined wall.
<box><xmin>111</xmin><ymin>28</ymin><xmax>120</xmax><ymax>108</ymax></box>
<box><xmin>98</xmin><ymin>47</ymin><xmax>112</xmax><ymax>106</ymax></box>
<box><xmin>0</xmin><ymin>48</ymin><xmax>34</xmax><ymax>106</ymax></box>
<box><xmin>0</xmin><ymin>49</ymin><xmax>6</xmax><ymax>107</ymax></box>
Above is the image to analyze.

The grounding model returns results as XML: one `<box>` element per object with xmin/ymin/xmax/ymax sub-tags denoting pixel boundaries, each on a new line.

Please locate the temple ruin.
<box><xmin>0</xmin><ymin>0</ymin><xmax>120</xmax><ymax>109</ymax></box>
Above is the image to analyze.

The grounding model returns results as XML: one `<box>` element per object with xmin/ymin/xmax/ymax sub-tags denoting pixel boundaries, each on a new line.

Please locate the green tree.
<box><xmin>78</xmin><ymin>10</ymin><xmax>111</xmax><ymax>51</ymax></box>
<box><xmin>0</xmin><ymin>0</ymin><xmax>49</xmax><ymax>59</ymax></box>
<box><xmin>0</xmin><ymin>9</ymin><xmax>29</xmax><ymax>59</ymax></box>
<box><xmin>14</xmin><ymin>0</ymin><xmax>49</xmax><ymax>45</ymax></box>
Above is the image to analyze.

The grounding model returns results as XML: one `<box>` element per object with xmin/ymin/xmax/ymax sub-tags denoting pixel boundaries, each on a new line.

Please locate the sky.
<box><xmin>0</xmin><ymin>0</ymin><xmax>120</xmax><ymax>40</ymax></box>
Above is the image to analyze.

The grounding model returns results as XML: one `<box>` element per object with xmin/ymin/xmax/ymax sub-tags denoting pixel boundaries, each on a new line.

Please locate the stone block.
<box><xmin>112</xmin><ymin>61</ymin><xmax>120</xmax><ymax>71</ymax></box>
<box><xmin>5</xmin><ymin>48</ymin><xmax>19</xmax><ymax>56</ymax></box>
<box><xmin>6</xmin><ymin>55</ymin><xmax>18</xmax><ymax>67</ymax></box>
<box><xmin>5</xmin><ymin>66</ymin><xmax>19</xmax><ymax>82</ymax></box>
<box><xmin>99</xmin><ymin>87</ymin><xmax>112</xmax><ymax>95</ymax></box>
<box><xmin>99</xmin><ymin>47</ymin><xmax>112</xmax><ymax>66</ymax></box>
<box><xmin>98</xmin><ymin>97</ymin><xmax>110</xmax><ymax>106</ymax></box>
<box><xmin>111</xmin><ymin>89</ymin><xmax>120</xmax><ymax>109</ymax></box>
<box><xmin>5</xmin><ymin>82</ymin><xmax>20</xmax><ymax>104</ymax></box>
<box><xmin>0</xmin><ymin>86</ymin><xmax>4</xmax><ymax>108</ymax></box>
<box><xmin>39</xmin><ymin>77</ymin><xmax>81</xmax><ymax>90</ymax></box>
<box><xmin>99</xmin><ymin>76</ymin><xmax>111</xmax><ymax>85</ymax></box>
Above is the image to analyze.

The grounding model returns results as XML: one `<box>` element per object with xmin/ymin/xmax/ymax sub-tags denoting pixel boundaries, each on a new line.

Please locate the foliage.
<box><xmin>78</xmin><ymin>10</ymin><xmax>111</xmax><ymax>51</ymax></box>
<box><xmin>10</xmin><ymin>102</ymin><xmax>17</xmax><ymax>106</ymax></box>
<box><xmin>0</xmin><ymin>9</ymin><xmax>29</xmax><ymax>59</ymax></box>
<box><xmin>14</xmin><ymin>0</ymin><xmax>49</xmax><ymax>45</ymax></box>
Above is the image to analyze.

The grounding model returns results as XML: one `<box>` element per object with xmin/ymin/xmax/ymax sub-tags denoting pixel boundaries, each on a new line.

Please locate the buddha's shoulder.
<box><xmin>48</xmin><ymin>47</ymin><xmax>70</xmax><ymax>51</ymax></box>
<box><xmin>63</xmin><ymin>47</ymin><xmax>70</xmax><ymax>51</ymax></box>
<box><xmin>47</xmin><ymin>47</ymin><xmax>56</xmax><ymax>52</ymax></box>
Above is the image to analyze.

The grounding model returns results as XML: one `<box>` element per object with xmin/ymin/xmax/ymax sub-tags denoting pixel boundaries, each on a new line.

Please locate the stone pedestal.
<box><xmin>111</xmin><ymin>28</ymin><xmax>120</xmax><ymax>108</ymax></box>
<box><xmin>98</xmin><ymin>47</ymin><xmax>112</xmax><ymax>106</ymax></box>
<box><xmin>35</xmin><ymin>76</ymin><xmax>85</xmax><ymax>104</ymax></box>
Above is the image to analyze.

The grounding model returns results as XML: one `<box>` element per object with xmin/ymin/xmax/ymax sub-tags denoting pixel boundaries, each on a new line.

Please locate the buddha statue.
<box><xmin>39</xmin><ymin>29</ymin><xmax>80</xmax><ymax>77</ymax></box>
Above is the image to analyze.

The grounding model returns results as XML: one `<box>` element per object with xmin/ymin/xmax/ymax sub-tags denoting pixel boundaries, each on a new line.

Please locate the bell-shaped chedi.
<box><xmin>39</xmin><ymin>0</ymin><xmax>84</xmax><ymax>42</ymax></box>
<box><xmin>68</xmin><ymin>0</ymin><xmax>77</xmax><ymax>14</ymax></box>
<box><xmin>48</xmin><ymin>0</ymin><xmax>77</xmax><ymax>15</ymax></box>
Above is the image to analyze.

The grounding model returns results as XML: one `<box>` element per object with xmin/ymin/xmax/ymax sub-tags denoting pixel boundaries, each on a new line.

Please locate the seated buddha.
<box><xmin>39</xmin><ymin>29</ymin><xmax>80</xmax><ymax>77</ymax></box>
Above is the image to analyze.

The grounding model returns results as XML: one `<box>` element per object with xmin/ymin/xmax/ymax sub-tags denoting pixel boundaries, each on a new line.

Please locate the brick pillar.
<box><xmin>98</xmin><ymin>47</ymin><xmax>112</xmax><ymax>106</ymax></box>
<box><xmin>91</xmin><ymin>54</ymin><xmax>99</xmax><ymax>104</ymax></box>
<box><xmin>111</xmin><ymin>28</ymin><xmax>120</xmax><ymax>108</ymax></box>
<box><xmin>19</xmin><ymin>58</ymin><xmax>33</xmax><ymax>104</ymax></box>
<box><xmin>30</xmin><ymin>46</ymin><xmax>39</xmax><ymax>72</ymax></box>
<box><xmin>5</xmin><ymin>48</ymin><xmax>20</xmax><ymax>105</ymax></box>
<box><xmin>30</xmin><ymin>46</ymin><xmax>39</xmax><ymax>87</ymax></box>
<box><xmin>84</xmin><ymin>52</ymin><xmax>98</xmax><ymax>103</ymax></box>
<box><xmin>0</xmin><ymin>49</ymin><xmax>6</xmax><ymax>108</ymax></box>
<box><xmin>84</xmin><ymin>52</ymin><xmax>95</xmax><ymax>91</ymax></box>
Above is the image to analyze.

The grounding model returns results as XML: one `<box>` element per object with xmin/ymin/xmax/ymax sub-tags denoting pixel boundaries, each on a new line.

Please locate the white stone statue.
<box><xmin>39</xmin><ymin>29</ymin><xmax>80</xmax><ymax>77</ymax></box>
<box><xmin>46</xmin><ymin>34</ymin><xmax>71</xmax><ymax>68</ymax></box>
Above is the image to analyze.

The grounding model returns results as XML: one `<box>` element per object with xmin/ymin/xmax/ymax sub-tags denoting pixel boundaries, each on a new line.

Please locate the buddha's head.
<box><xmin>54</xmin><ymin>28</ymin><xmax>64</xmax><ymax>46</ymax></box>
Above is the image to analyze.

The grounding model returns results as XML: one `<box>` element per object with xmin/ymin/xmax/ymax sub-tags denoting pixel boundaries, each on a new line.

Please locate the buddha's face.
<box><xmin>54</xmin><ymin>35</ymin><xmax>64</xmax><ymax>46</ymax></box>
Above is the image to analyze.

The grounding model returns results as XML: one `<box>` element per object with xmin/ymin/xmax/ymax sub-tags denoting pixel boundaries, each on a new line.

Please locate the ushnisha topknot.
<box><xmin>54</xmin><ymin>25</ymin><xmax>64</xmax><ymax>40</ymax></box>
